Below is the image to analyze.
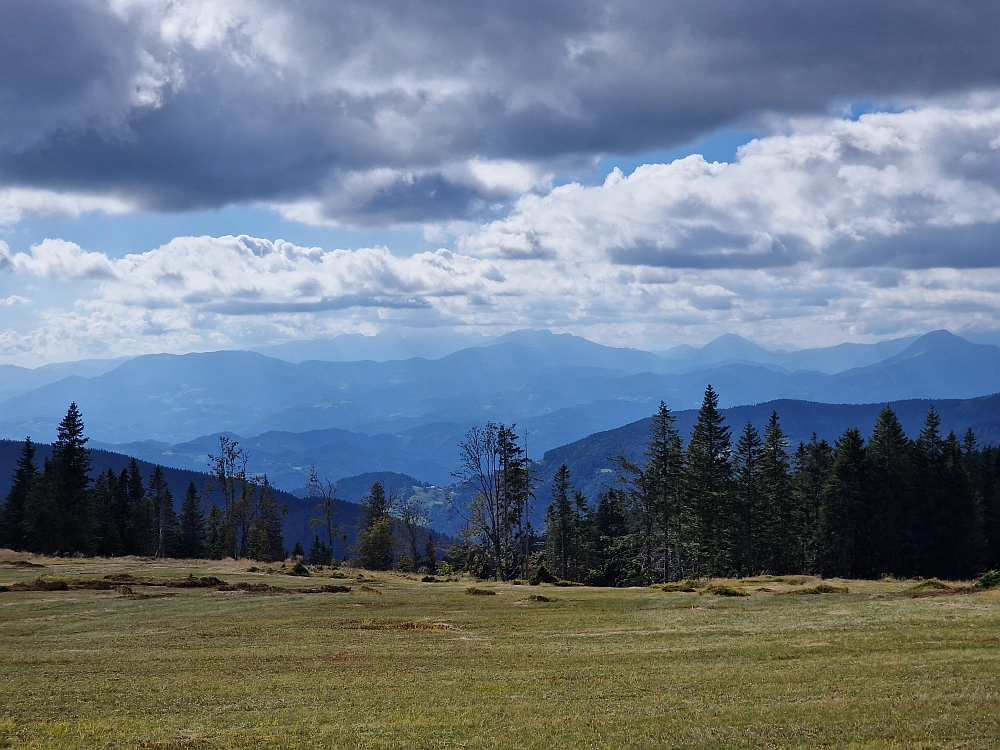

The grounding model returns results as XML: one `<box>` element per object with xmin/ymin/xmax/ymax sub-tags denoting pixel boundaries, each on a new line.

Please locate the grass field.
<box><xmin>2</xmin><ymin>554</ymin><xmax>999</xmax><ymax>748</ymax></box>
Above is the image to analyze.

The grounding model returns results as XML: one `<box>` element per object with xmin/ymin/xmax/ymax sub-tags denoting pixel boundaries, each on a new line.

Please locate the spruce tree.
<box><xmin>866</xmin><ymin>406</ymin><xmax>916</xmax><ymax>576</ymax></box>
<box><xmin>247</xmin><ymin>478</ymin><xmax>287</xmax><ymax>562</ymax></box>
<box><xmin>791</xmin><ymin>435</ymin><xmax>833</xmax><ymax>574</ymax></box>
<box><xmin>732</xmin><ymin>422</ymin><xmax>762</xmax><ymax>576</ymax></box>
<box><xmin>127</xmin><ymin>460</ymin><xmax>155</xmax><ymax>556</ymax></box>
<box><xmin>642</xmin><ymin>402</ymin><xmax>685</xmax><ymax>582</ymax></box>
<box><xmin>49</xmin><ymin>402</ymin><xmax>93</xmax><ymax>553</ymax></box>
<box><xmin>178</xmin><ymin>482</ymin><xmax>206</xmax><ymax>559</ymax></box>
<box><xmin>1</xmin><ymin>438</ymin><xmax>37</xmax><ymax>551</ymax></box>
<box><xmin>819</xmin><ymin>428</ymin><xmax>867</xmax><ymax>578</ymax></box>
<box><xmin>759</xmin><ymin>412</ymin><xmax>792</xmax><ymax>573</ymax></box>
<box><xmin>546</xmin><ymin>464</ymin><xmax>575</xmax><ymax>580</ymax></box>
<box><xmin>685</xmin><ymin>385</ymin><xmax>733</xmax><ymax>576</ymax></box>
<box><xmin>356</xmin><ymin>481</ymin><xmax>395</xmax><ymax>570</ymax></box>
<box><xmin>90</xmin><ymin>468</ymin><xmax>123</xmax><ymax>557</ymax></box>
<box><xmin>148</xmin><ymin>466</ymin><xmax>178</xmax><ymax>558</ymax></box>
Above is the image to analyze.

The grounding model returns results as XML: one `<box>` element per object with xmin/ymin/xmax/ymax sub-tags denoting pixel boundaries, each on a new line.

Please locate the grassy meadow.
<box><xmin>1</xmin><ymin>555</ymin><xmax>999</xmax><ymax>748</ymax></box>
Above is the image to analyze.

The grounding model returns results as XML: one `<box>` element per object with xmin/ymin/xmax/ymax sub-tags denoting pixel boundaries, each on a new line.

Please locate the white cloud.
<box><xmin>0</xmin><ymin>189</ymin><xmax>134</xmax><ymax>228</ymax></box>
<box><xmin>0</xmin><ymin>295</ymin><xmax>28</xmax><ymax>306</ymax></box>
<box><xmin>2</xmin><ymin>239</ymin><xmax>120</xmax><ymax>281</ymax></box>
<box><xmin>5</xmin><ymin>103</ymin><xmax>1000</xmax><ymax>361</ymax></box>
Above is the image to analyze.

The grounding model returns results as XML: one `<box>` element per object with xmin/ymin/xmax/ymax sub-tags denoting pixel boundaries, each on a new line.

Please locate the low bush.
<box><xmin>660</xmin><ymin>581</ymin><xmax>700</xmax><ymax>592</ymax></box>
<box><xmin>909</xmin><ymin>579</ymin><xmax>951</xmax><ymax>591</ymax></box>
<box><xmin>466</xmin><ymin>586</ymin><xmax>496</xmax><ymax>596</ymax></box>
<box><xmin>778</xmin><ymin>584</ymin><xmax>849</xmax><ymax>595</ymax></box>
<box><xmin>288</xmin><ymin>562</ymin><xmax>311</xmax><ymax>577</ymax></box>
<box><xmin>421</xmin><ymin>575</ymin><xmax>439</xmax><ymax>583</ymax></box>
<box><xmin>700</xmin><ymin>584</ymin><xmax>749</xmax><ymax>597</ymax></box>
<box><xmin>977</xmin><ymin>570</ymin><xmax>1000</xmax><ymax>589</ymax></box>
<box><xmin>520</xmin><ymin>594</ymin><xmax>554</xmax><ymax>602</ymax></box>
<box><xmin>529</xmin><ymin>564</ymin><xmax>559</xmax><ymax>586</ymax></box>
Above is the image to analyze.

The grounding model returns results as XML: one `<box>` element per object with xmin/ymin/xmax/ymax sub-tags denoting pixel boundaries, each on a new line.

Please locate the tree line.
<box><xmin>447</xmin><ymin>386</ymin><xmax>1000</xmax><ymax>583</ymax></box>
<box><xmin>0</xmin><ymin>403</ymin><xmax>287</xmax><ymax>561</ymax></box>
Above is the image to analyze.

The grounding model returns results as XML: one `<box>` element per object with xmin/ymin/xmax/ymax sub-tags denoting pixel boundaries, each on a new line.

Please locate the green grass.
<box><xmin>2</xmin><ymin>555</ymin><xmax>1000</xmax><ymax>748</ymax></box>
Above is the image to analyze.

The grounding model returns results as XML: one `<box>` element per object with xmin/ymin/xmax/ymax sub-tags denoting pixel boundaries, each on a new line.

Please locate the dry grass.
<box><xmin>1</xmin><ymin>556</ymin><xmax>999</xmax><ymax>748</ymax></box>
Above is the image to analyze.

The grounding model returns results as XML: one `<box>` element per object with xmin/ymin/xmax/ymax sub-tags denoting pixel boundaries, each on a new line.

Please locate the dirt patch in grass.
<box><xmin>350</xmin><ymin>619</ymin><xmax>456</xmax><ymax>631</ymax></box>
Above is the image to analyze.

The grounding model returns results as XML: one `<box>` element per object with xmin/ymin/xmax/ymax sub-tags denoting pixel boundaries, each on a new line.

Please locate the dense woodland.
<box><xmin>0</xmin><ymin>404</ymin><xmax>287</xmax><ymax>561</ymax></box>
<box><xmin>6</xmin><ymin>391</ymin><xmax>1000</xmax><ymax>584</ymax></box>
<box><xmin>445</xmin><ymin>386</ymin><xmax>1000</xmax><ymax>584</ymax></box>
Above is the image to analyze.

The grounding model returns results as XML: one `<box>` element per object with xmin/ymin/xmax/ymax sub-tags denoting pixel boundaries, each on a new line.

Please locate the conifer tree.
<box><xmin>1</xmin><ymin>438</ymin><xmax>37</xmax><ymax>551</ymax></box>
<box><xmin>642</xmin><ymin>402</ymin><xmax>685</xmax><ymax>582</ymax></box>
<box><xmin>685</xmin><ymin>385</ymin><xmax>733</xmax><ymax>576</ymax></box>
<box><xmin>546</xmin><ymin>464</ymin><xmax>575</xmax><ymax>580</ymax></box>
<box><xmin>126</xmin><ymin>460</ymin><xmax>155</xmax><ymax>556</ymax></box>
<box><xmin>866</xmin><ymin>406</ymin><xmax>916</xmax><ymax>576</ymax></box>
<box><xmin>247</xmin><ymin>477</ymin><xmax>287</xmax><ymax>562</ymax></box>
<box><xmin>759</xmin><ymin>412</ymin><xmax>792</xmax><ymax>572</ymax></box>
<box><xmin>148</xmin><ymin>466</ymin><xmax>178</xmax><ymax>558</ymax></box>
<box><xmin>791</xmin><ymin>434</ymin><xmax>833</xmax><ymax>574</ymax></box>
<box><xmin>90</xmin><ymin>468</ymin><xmax>123</xmax><ymax>557</ymax></box>
<box><xmin>178</xmin><ymin>482</ymin><xmax>206</xmax><ymax>559</ymax></box>
<box><xmin>819</xmin><ymin>428</ymin><xmax>867</xmax><ymax>577</ymax></box>
<box><xmin>356</xmin><ymin>481</ymin><xmax>396</xmax><ymax>570</ymax></box>
<box><xmin>49</xmin><ymin>402</ymin><xmax>92</xmax><ymax>552</ymax></box>
<box><xmin>732</xmin><ymin>422</ymin><xmax>762</xmax><ymax>576</ymax></box>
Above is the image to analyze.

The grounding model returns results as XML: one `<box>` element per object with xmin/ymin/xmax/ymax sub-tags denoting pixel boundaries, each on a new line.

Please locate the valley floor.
<box><xmin>1</xmin><ymin>555</ymin><xmax>999</xmax><ymax>748</ymax></box>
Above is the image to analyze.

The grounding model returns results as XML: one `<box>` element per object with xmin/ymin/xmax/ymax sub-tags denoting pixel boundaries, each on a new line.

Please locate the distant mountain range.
<box><xmin>1</xmin><ymin>329</ymin><xmax>1000</xmax><ymax>499</ymax></box>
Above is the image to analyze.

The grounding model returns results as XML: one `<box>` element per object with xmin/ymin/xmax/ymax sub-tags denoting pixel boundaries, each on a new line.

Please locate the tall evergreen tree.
<box><xmin>791</xmin><ymin>434</ymin><xmax>833</xmax><ymax>574</ymax></box>
<box><xmin>732</xmin><ymin>422</ymin><xmax>763</xmax><ymax>576</ymax></box>
<box><xmin>126</xmin><ymin>460</ymin><xmax>155</xmax><ymax>556</ymax></box>
<box><xmin>643</xmin><ymin>402</ymin><xmax>685</xmax><ymax>582</ymax></box>
<box><xmin>356</xmin><ymin>481</ymin><xmax>396</xmax><ymax>570</ymax></box>
<box><xmin>685</xmin><ymin>385</ymin><xmax>733</xmax><ymax>576</ymax></box>
<box><xmin>546</xmin><ymin>464</ymin><xmax>576</xmax><ymax>580</ymax></box>
<box><xmin>247</xmin><ymin>477</ymin><xmax>287</xmax><ymax>562</ymax></box>
<box><xmin>819</xmin><ymin>428</ymin><xmax>867</xmax><ymax>578</ymax></box>
<box><xmin>178</xmin><ymin>482</ymin><xmax>206</xmax><ymax>559</ymax></box>
<box><xmin>1</xmin><ymin>438</ymin><xmax>37</xmax><ymax>551</ymax></box>
<box><xmin>866</xmin><ymin>406</ymin><xmax>917</xmax><ymax>576</ymax></box>
<box><xmin>49</xmin><ymin>402</ymin><xmax>92</xmax><ymax>552</ymax></box>
<box><xmin>148</xmin><ymin>466</ymin><xmax>178</xmax><ymax>558</ymax></box>
<box><xmin>90</xmin><ymin>468</ymin><xmax>123</xmax><ymax>557</ymax></box>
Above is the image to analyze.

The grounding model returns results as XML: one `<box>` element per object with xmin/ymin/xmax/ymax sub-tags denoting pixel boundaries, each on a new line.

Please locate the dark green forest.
<box><xmin>445</xmin><ymin>386</ymin><xmax>1000</xmax><ymax>584</ymax></box>
<box><xmin>6</xmin><ymin>391</ymin><xmax>1000</xmax><ymax>585</ymax></box>
<box><xmin>0</xmin><ymin>403</ymin><xmax>287</xmax><ymax>562</ymax></box>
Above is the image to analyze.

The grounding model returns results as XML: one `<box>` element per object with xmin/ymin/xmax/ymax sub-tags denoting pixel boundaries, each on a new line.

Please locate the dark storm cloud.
<box><xmin>2</xmin><ymin>1</ymin><xmax>1000</xmax><ymax>223</ymax></box>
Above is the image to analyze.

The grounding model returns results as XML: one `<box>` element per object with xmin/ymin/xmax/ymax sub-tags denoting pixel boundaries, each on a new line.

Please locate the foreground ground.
<box><xmin>1</xmin><ymin>555</ymin><xmax>999</xmax><ymax>749</ymax></box>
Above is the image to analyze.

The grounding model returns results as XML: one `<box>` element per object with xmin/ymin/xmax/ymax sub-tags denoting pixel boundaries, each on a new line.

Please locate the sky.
<box><xmin>2</xmin><ymin>1</ymin><xmax>1000</xmax><ymax>365</ymax></box>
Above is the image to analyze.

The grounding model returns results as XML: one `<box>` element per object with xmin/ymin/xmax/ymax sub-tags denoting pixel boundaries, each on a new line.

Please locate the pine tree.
<box><xmin>205</xmin><ymin>502</ymin><xmax>226</xmax><ymax>559</ymax></box>
<box><xmin>1</xmin><ymin>438</ymin><xmax>37</xmax><ymax>551</ymax></box>
<box><xmin>642</xmin><ymin>402</ymin><xmax>685</xmax><ymax>582</ymax></box>
<box><xmin>685</xmin><ymin>385</ymin><xmax>733</xmax><ymax>576</ymax></box>
<box><xmin>308</xmin><ymin>534</ymin><xmax>331</xmax><ymax>565</ymax></box>
<box><xmin>759</xmin><ymin>412</ymin><xmax>792</xmax><ymax>573</ymax></box>
<box><xmin>247</xmin><ymin>477</ymin><xmax>287</xmax><ymax>562</ymax></box>
<box><xmin>423</xmin><ymin>534</ymin><xmax>437</xmax><ymax>573</ymax></box>
<box><xmin>178</xmin><ymin>482</ymin><xmax>206</xmax><ymax>559</ymax></box>
<box><xmin>732</xmin><ymin>422</ymin><xmax>762</xmax><ymax>576</ymax></box>
<box><xmin>125</xmin><ymin>460</ymin><xmax>154</xmax><ymax>556</ymax></box>
<box><xmin>819</xmin><ymin>428</ymin><xmax>867</xmax><ymax>578</ymax></box>
<box><xmin>791</xmin><ymin>435</ymin><xmax>833</xmax><ymax>574</ymax></box>
<box><xmin>90</xmin><ymin>468</ymin><xmax>123</xmax><ymax>557</ymax></box>
<box><xmin>546</xmin><ymin>464</ymin><xmax>575</xmax><ymax>580</ymax></box>
<box><xmin>148</xmin><ymin>466</ymin><xmax>178</xmax><ymax>558</ymax></box>
<box><xmin>866</xmin><ymin>406</ymin><xmax>916</xmax><ymax>576</ymax></box>
<box><xmin>356</xmin><ymin>481</ymin><xmax>395</xmax><ymax>570</ymax></box>
<box><xmin>49</xmin><ymin>402</ymin><xmax>93</xmax><ymax>553</ymax></box>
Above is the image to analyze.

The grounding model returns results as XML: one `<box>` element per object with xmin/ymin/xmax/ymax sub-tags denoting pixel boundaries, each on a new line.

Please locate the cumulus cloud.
<box><xmin>460</xmin><ymin>104</ymin><xmax>1000</xmax><ymax>270</ymax></box>
<box><xmin>4</xmin><ymin>102</ymin><xmax>1000</xmax><ymax>360</ymax></box>
<box><xmin>1</xmin><ymin>1</ymin><xmax>1000</xmax><ymax>224</ymax></box>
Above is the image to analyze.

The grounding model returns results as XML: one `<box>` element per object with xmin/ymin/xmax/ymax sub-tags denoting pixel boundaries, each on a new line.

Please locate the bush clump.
<box><xmin>529</xmin><ymin>563</ymin><xmax>559</xmax><ymax>586</ymax></box>
<box><xmin>977</xmin><ymin>570</ymin><xmax>1000</xmax><ymax>589</ymax></box>
<box><xmin>700</xmin><ymin>584</ymin><xmax>749</xmax><ymax>597</ymax></box>
<box><xmin>909</xmin><ymin>579</ymin><xmax>952</xmax><ymax>591</ymax></box>
<box><xmin>660</xmin><ymin>581</ymin><xmax>700</xmax><ymax>593</ymax></box>
<box><xmin>421</xmin><ymin>575</ymin><xmax>440</xmax><ymax>583</ymax></box>
<box><xmin>779</xmin><ymin>584</ymin><xmax>849</xmax><ymax>595</ymax></box>
<box><xmin>466</xmin><ymin>586</ymin><xmax>496</xmax><ymax>596</ymax></box>
<box><xmin>520</xmin><ymin>594</ymin><xmax>554</xmax><ymax>602</ymax></box>
<box><xmin>288</xmin><ymin>562</ymin><xmax>311</xmax><ymax>577</ymax></box>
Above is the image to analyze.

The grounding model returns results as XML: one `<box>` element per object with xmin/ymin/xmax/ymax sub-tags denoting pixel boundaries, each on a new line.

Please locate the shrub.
<box><xmin>909</xmin><ymin>579</ymin><xmax>951</xmax><ymax>591</ymax></box>
<box><xmin>521</xmin><ymin>594</ymin><xmax>554</xmax><ymax>602</ymax></box>
<box><xmin>660</xmin><ymin>581</ymin><xmax>700</xmax><ymax>593</ymax></box>
<box><xmin>977</xmin><ymin>570</ymin><xmax>1000</xmax><ymax>589</ymax></box>
<box><xmin>288</xmin><ymin>562</ymin><xmax>310</xmax><ymax>577</ymax></box>
<box><xmin>700</xmin><ymin>584</ymin><xmax>749</xmax><ymax>597</ymax></box>
<box><xmin>529</xmin><ymin>564</ymin><xmax>559</xmax><ymax>586</ymax></box>
<box><xmin>778</xmin><ymin>584</ymin><xmax>849</xmax><ymax>595</ymax></box>
<box><xmin>421</xmin><ymin>575</ymin><xmax>440</xmax><ymax>583</ymax></box>
<box><xmin>466</xmin><ymin>586</ymin><xmax>496</xmax><ymax>596</ymax></box>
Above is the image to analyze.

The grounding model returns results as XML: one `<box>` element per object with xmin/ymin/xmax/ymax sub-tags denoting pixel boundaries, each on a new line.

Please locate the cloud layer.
<box><xmin>3</xmin><ymin>102</ymin><xmax>1000</xmax><ymax>360</ymax></box>
<box><xmin>2</xmin><ymin>1</ymin><xmax>1000</xmax><ymax>224</ymax></box>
